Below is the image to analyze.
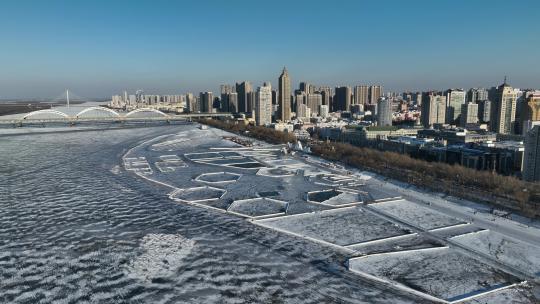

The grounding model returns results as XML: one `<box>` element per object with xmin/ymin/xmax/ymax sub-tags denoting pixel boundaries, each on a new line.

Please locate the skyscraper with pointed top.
<box><xmin>490</xmin><ymin>77</ymin><xmax>517</xmax><ymax>134</ymax></box>
<box><xmin>278</xmin><ymin>67</ymin><xmax>291</xmax><ymax>122</ymax></box>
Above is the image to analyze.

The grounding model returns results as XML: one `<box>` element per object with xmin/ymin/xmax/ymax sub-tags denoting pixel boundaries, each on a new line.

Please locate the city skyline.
<box><xmin>1</xmin><ymin>0</ymin><xmax>539</xmax><ymax>99</ymax></box>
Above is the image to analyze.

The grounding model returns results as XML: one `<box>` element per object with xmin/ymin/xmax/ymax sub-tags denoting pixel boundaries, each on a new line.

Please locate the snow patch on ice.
<box><xmin>125</xmin><ymin>234</ymin><xmax>195</xmax><ymax>282</ymax></box>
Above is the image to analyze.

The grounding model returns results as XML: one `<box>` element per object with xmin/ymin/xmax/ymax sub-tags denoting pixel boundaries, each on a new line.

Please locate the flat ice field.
<box><xmin>122</xmin><ymin>125</ymin><xmax>540</xmax><ymax>303</ymax></box>
<box><xmin>348</xmin><ymin>247</ymin><xmax>520</xmax><ymax>302</ymax></box>
<box><xmin>255</xmin><ymin>207</ymin><xmax>411</xmax><ymax>247</ymax></box>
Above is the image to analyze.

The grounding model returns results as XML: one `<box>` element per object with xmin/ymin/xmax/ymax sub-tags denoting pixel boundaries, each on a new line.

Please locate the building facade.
<box><xmin>369</xmin><ymin>85</ymin><xmax>383</xmax><ymax>105</ymax></box>
<box><xmin>278</xmin><ymin>67</ymin><xmax>291</xmax><ymax>122</ymax></box>
<box><xmin>255</xmin><ymin>82</ymin><xmax>272</xmax><ymax>126</ymax></box>
<box><xmin>354</xmin><ymin>85</ymin><xmax>369</xmax><ymax>105</ymax></box>
<box><xmin>377</xmin><ymin>97</ymin><xmax>393</xmax><ymax>126</ymax></box>
<box><xmin>523</xmin><ymin>125</ymin><xmax>540</xmax><ymax>181</ymax></box>
<box><xmin>334</xmin><ymin>86</ymin><xmax>352</xmax><ymax>111</ymax></box>
<box><xmin>490</xmin><ymin>80</ymin><xmax>517</xmax><ymax>134</ymax></box>
<box><xmin>445</xmin><ymin>89</ymin><xmax>466</xmax><ymax>124</ymax></box>
<box><xmin>460</xmin><ymin>102</ymin><xmax>479</xmax><ymax>127</ymax></box>
<box><xmin>421</xmin><ymin>92</ymin><xmax>447</xmax><ymax>128</ymax></box>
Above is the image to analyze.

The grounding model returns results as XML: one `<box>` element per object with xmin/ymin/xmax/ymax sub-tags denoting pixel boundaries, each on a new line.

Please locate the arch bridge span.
<box><xmin>4</xmin><ymin>106</ymin><xmax>232</xmax><ymax>124</ymax></box>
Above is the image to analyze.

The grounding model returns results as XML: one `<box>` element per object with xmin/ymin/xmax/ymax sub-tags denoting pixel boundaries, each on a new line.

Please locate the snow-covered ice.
<box><xmin>451</xmin><ymin>230</ymin><xmax>540</xmax><ymax>276</ymax></box>
<box><xmin>125</xmin><ymin>234</ymin><xmax>195</xmax><ymax>282</ymax></box>
<box><xmin>371</xmin><ymin>199</ymin><xmax>466</xmax><ymax>230</ymax></box>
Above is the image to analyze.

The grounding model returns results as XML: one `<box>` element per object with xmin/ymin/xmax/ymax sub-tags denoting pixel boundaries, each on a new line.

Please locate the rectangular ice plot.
<box><xmin>197</xmin><ymin>157</ymin><xmax>254</xmax><ymax>165</ymax></box>
<box><xmin>184</xmin><ymin>152</ymin><xmax>223</xmax><ymax>160</ymax></box>
<box><xmin>257</xmin><ymin>207</ymin><xmax>410</xmax><ymax>246</ymax></box>
<box><xmin>348</xmin><ymin>234</ymin><xmax>445</xmax><ymax>254</ymax></box>
<box><xmin>451</xmin><ymin>230</ymin><xmax>540</xmax><ymax>276</ymax></box>
<box><xmin>371</xmin><ymin>199</ymin><xmax>465</xmax><ymax>230</ymax></box>
<box><xmin>349</xmin><ymin>247</ymin><xmax>519</xmax><ymax>301</ymax></box>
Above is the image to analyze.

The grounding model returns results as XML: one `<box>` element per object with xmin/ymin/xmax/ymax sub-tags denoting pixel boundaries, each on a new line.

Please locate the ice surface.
<box><xmin>349</xmin><ymin>247</ymin><xmax>519</xmax><ymax>301</ymax></box>
<box><xmin>228</xmin><ymin>198</ymin><xmax>288</xmax><ymax>218</ymax></box>
<box><xmin>170</xmin><ymin>186</ymin><xmax>226</xmax><ymax>203</ymax></box>
<box><xmin>347</xmin><ymin>233</ymin><xmax>445</xmax><ymax>254</ymax></box>
<box><xmin>125</xmin><ymin>234</ymin><xmax>195</xmax><ymax>282</ymax></box>
<box><xmin>257</xmin><ymin>207</ymin><xmax>411</xmax><ymax>246</ymax></box>
<box><xmin>195</xmin><ymin>172</ymin><xmax>242</xmax><ymax>184</ymax></box>
<box><xmin>452</xmin><ymin>230</ymin><xmax>540</xmax><ymax>276</ymax></box>
<box><xmin>371</xmin><ymin>199</ymin><xmax>466</xmax><ymax>229</ymax></box>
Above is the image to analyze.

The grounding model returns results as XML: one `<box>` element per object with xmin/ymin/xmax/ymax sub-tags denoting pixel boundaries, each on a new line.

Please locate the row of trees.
<box><xmin>311</xmin><ymin>142</ymin><xmax>540</xmax><ymax>217</ymax></box>
<box><xmin>199</xmin><ymin>118</ymin><xmax>540</xmax><ymax>217</ymax></box>
<box><xmin>199</xmin><ymin>119</ymin><xmax>296</xmax><ymax>144</ymax></box>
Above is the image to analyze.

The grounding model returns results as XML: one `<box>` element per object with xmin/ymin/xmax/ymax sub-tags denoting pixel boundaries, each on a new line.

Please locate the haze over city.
<box><xmin>1</xmin><ymin>0</ymin><xmax>539</xmax><ymax>99</ymax></box>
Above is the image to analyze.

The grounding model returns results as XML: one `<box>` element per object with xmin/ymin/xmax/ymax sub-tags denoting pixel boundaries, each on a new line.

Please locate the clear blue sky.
<box><xmin>0</xmin><ymin>0</ymin><xmax>539</xmax><ymax>99</ymax></box>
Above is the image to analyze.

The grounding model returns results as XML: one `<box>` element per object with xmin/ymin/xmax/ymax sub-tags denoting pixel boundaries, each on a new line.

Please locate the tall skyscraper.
<box><xmin>317</xmin><ymin>86</ymin><xmax>333</xmax><ymax>111</ymax></box>
<box><xmin>186</xmin><ymin>93</ymin><xmax>196</xmax><ymax>113</ymax></box>
<box><xmin>199</xmin><ymin>92</ymin><xmax>214</xmax><ymax>113</ymax></box>
<box><xmin>460</xmin><ymin>102</ymin><xmax>479</xmax><ymax>127</ymax></box>
<box><xmin>220</xmin><ymin>84</ymin><xmax>235</xmax><ymax>112</ymax></box>
<box><xmin>369</xmin><ymin>85</ymin><xmax>383</xmax><ymax>105</ymax></box>
<box><xmin>377</xmin><ymin>97</ymin><xmax>392</xmax><ymax>126</ymax></box>
<box><xmin>228</xmin><ymin>92</ymin><xmax>238</xmax><ymax>113</ymax></box>
<box><xmin>334</xmin><ymin>86</ymin><xmax>352</xmax><ymax>111</ymax></box>
<box><xmin>278</xmin><ymin>67</ymin><xmax>291</xmax><ymax>122</ymax></box>
<box><xmin>255</xmin><ymin>82</ymin><xmax>272</xmax><ymax>126</ymax></box>
<box><xmin>490</xmin><ymin>79</ymin><xmax>517</xmax><ymax>134</ymax></box>
<box><xmin>235</xmin><ymin>81</ymin><xmax>253</xmax><ymax>113</ymax></box>
<box><xmin>299</xmin><ymin>82</ymin><xmax>313</xmax><ymax>94</ymax></box>
<box><xmin>523</xmin><ymin>125</ymin><xmax>540</xmax><ymax>182</ymax></box>
<box><xmin>247</xmin><ymin>91</ymin><xmax>256</xmax><ymax>114</ymax></box>
<box><xmin>354</xmin><ymin>85</ymin><xmax>369</xmax><ymax>105</ymax></box>
<box><xmin>478</xmin><ymin>99</ymin><xmax>491</xmax><ymax>123</ymax></box>
<box><xmin>421</xmin><ymin>92</ymin><xmax>446</xmax><ymax>128</ymax></box>
<box><xmin>445</xmin><ymin>89</ymin><xmax>466</xmax><ymax>124</ymax></box>
<box><xmin>307</xmin><ymin>93</ymin><xmax>322</xmax><ymax>116</ymax></box>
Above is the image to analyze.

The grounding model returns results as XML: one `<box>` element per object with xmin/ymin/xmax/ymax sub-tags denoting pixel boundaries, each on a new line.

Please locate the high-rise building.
<box><xmin>317</xmin><ymin>86</ymin><xmax>333</xmax><ymax>111</ymax></box>
<box><xmin>278</xmin><ymin>67</ymin><xmax>292</xmax><ymax>122</ymax></box>
<box><xmin>295</xmin><ymin>92</ymin><xmax>306</xmax><ymax>116</ymax></box>
<box><xmin>299</xmin><ymin>82</ymin><xmax>313</xmax><ymax>94</ymax></box>
<box><xmin>228</xmin><ymin>92</ymin><xmax>238</xmax><ymax>113</ymax></box>
<box><xmin>235</xmin><ymin>81</ymin><xmax>253</xmax><ymax>113</ymax></box>
<box><xmin>445</xmin><ymin>89</ymin><xmax>466</xmax><ymax>124</ymax></box>
<box><xmin>319</xmin><ymin>105</ymin><xmax>329</xmax><ymax>118</ymax></box>
<box><xmin>523</xmin><ymin>125</ymin><xmax>540</xmax><ymax>182</ymax></box>
<box><xmin>296</xmin><ymin>102</ymin><xmax>310</xmax><ymax>119</ymax></box>
<box><xmin>369</xmin><ymin>85</ymin><xmax>383</xmax><ymax>105</ymax></box>
<box><xmin>421</xmin><ymin>92</ymin><xmax>446</xmax><ymax>128</ymax></box>
<box><xmin>307</xmin><ymin>93</ymin><xmax>322</xmax><ymax>116</ymax></box>
<box><xmin>520</xmin><ymin>91</ymin><xmax>540</xmax><ymax>133</ymax></box>
<box><xmin>354</xmin><ymin>85</ymin><xmax>369</xmax><ymax>105</ymax></box>
<box><xmin>247</xmin><ymin>91</ymin><xmax>256</xmax><ymax>114</ymax></box>
<box><xmin>220</xmin><ymin>84</ymin><xmax>235</xmax><ymax>112</ymax></box>
<box><xmin>199</xmin><ymin>92</ymin><xmax>214</xmax><ymax>113</ymax></box>
<box><xmin>478</xmin><ymin>99</ymin><xmax>491</xmax><ymax>123</ymax></box>
<box><xmin>334</xmin><ymin>86</ymin><xmax>352</xmax><ymax>111</ymax></box>
<box><xmin>490</xmin><ymin>79</ymin><xmax>517</xmax><ymax>134</ymax></box>
<box><xmin>460</xmin><ymin>102</ymin><xmax>479</xmax><ymax>127</ymax></box>
<box><xmin>467</xmin><ymin>88</ymin><xmax>488</xmax><ymax>103</ymax></box>
<box><xmin>186</xmin><ymin>93</ymin><xmax>196</xmax><ymax>113</ymax></box>
<box><xmin>377</xmin><ymin>97</ymin><xmax>392</xmax><ymax>126</ymax></box>
<box><xmin>255</xmin><ymin>82</ymin><xmax>272</xmax><ymax>126</ymax></box>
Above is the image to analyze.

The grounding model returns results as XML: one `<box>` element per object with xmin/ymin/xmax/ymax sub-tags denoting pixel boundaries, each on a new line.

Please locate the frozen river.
<box><xmin>1</xmin><ymin>123</ymin><xmax>539</xmax><ymax>303</ymax></box>
<box><xmin>0</xmin><ymin>124</ymin><xmax>421</xmax><ymax>303</ymax></box>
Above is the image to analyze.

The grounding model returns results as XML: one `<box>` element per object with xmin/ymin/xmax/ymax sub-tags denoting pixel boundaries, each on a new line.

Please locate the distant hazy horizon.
<box><xmin>1</xmin><ymin>0</ymin><xmax>539</xmax><ymax>99</ymax></box>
